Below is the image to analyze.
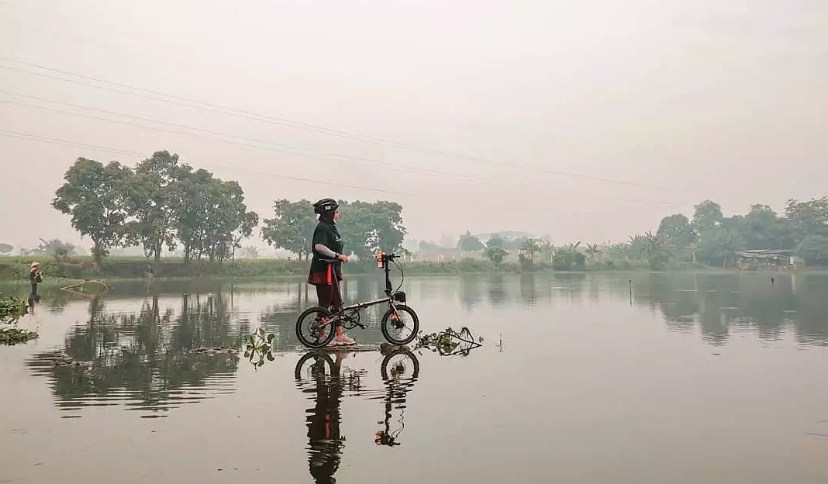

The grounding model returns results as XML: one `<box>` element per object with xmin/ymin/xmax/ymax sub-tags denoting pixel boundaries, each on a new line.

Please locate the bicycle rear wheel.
<box><xmin>381</xmin><ymin>305</ymin><xmax>419</xmax><ymax>345</ymax></box>
<box><xmin>296</xmin><ymin>306</ymin><xmax>336</xmax><ymax>348</ymax></box>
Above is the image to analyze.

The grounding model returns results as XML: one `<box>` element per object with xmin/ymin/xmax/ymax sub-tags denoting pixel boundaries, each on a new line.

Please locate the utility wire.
<box><xmin>0</xmin><ymin>57</ymin><xmax>660</xmax><ymax>188</ymax></box>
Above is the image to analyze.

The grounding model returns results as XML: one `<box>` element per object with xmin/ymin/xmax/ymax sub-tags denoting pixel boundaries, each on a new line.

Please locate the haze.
<box><xmin>1</xmin><ymin>0</ymin><xmax>825</xmax><ymax>252</ymax></box>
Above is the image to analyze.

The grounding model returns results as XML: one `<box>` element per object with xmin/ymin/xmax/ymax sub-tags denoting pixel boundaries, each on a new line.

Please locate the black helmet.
<box><xmin>313</xmin><ymin>198</ymin><xmax>339</xmax><ymax>214</ymax></box>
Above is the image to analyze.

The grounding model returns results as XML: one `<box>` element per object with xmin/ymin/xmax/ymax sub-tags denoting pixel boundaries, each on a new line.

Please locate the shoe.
<box><xmin>333</xmin><ymin>335</ymin><xmax>356</xmax><ymax>346</ymax></box>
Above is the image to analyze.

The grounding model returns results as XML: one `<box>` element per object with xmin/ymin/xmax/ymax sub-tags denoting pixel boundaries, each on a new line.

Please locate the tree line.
<box><xmin>641</xmin><ymin>198</ymin><xmax>828</xmax><ymax>268</ymax></box>
<box><xmin>261</xmin><ymin>199</ymin><xmax>406</xmax><ymax>261</ymax></box>
<box><xmin>52</xmin><ymin>151</ymin><xmax>258</xmax><ymax>268</ymax></box>
<box><xmin>48</xmin><ymin>152</ymin><xmax>407</xmax><ymax>269</ymax></box>
<box><xmin>427</xmin><ymin>197</ymin><xmax>828</xmax><ymax>270</ymax></box>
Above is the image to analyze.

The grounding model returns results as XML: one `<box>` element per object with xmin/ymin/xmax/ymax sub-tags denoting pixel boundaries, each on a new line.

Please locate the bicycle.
<box><xmin>295</xmin><ymin>251</ymin><xmax>420</xmax><ymax>348</ymax></box>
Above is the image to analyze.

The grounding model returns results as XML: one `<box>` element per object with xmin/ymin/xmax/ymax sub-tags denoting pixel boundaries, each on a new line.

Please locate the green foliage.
<box><xmin>0</xmin><ymin>295</ymin><xmax>28</xmax><ymax>323</ymax></box>
<box><xmin>0</xmin><ymin>243</ymin><xmax>12</xmax><ymax>255</ymax></box>
<box><xmin>27</xmin><ymin>239</ymin><xmax>78</xmax><ymax>262</ymax></box>
<box><xmin>0</xmin><ymin>327</ymin><xmax>38</xmax><ymax>345</ymax></box>
<box><xmin>552</xmin><ymin>245</ymin><xmax>586</xmax><ymax>271</ymax></box>
<box><xmin>415</xmin><ymin>327</ymin><xmax>481</xmax><ymax>356</ymax></box>
<box><xmin>337</xmin><ymin>200</ymin><xmax>406</xmax><ymax>260</ymax></box>
<box><xmin>519</xmin><ymin>238</ymin><xmax>541</xmax><ymax>262</ymax></box>
<box><xmin>584</xmin><ymin>243</ymin><xmax>602</xmax><ymax>263</ymax></box>
<box><xmin>692</xmin><ymin>200</ymin><xmax>725</xmax><ymax>234</ymax></box>
<box><xmin>243</xmin><ymin>328</ymin><xmax>276</xmax><ymax>368</ymax></box>
<box><xmin>124</xmin><ymin>151</ymin><xmax>187</xmax><ymax>263</ymax></box>
<box><xmin>484</xmin><ymin>246</ymin><xmax>508</xmax><ymax>265</ymax></box>
<box><xmin>261</xmin><ymin>199</ymin><xmax>317</xmax><ymax>260</ymax></box>
<box><xmin>657</xmin><ymin>214</ymin><xmax>696</xmax><ymax>249</ymax></box>
<box><xmin>786</xmin><ymin>197</ymin><xmax>828</xmax><ymax>243</ymax></box>
<box><xmin>52</xmin><ymin>158</ymin><xmax>132</xmax><ymax>266</ymax></box>
<box><xmin>457</xmin><ymin>230</ymin><xmax>484</xmax><ymax>251</ymax></box>
<box><xmin>796</xmin><ymin>235</ymin><xmax>828</xmax><ymax>266</ymax></box>
<box><xmin>52</xmin><ymin>151</ymin><xmax>258</xmax><ymax>269</ymax></box>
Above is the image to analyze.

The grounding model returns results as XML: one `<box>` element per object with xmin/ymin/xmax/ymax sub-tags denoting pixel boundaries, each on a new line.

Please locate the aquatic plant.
<box><xmin>416</xmin><ymin>327</ymin><xmax>482</xmax><ymax>356</ymax></box>
<box><xmin>0</xmin><ymin>295</ymin><xmax>37</xmax><ymax>345</ymax></box>
<box><xmin>243</xmin><ymin>327</ymin><xmax>276</xmax><ymax>368</ymax></box>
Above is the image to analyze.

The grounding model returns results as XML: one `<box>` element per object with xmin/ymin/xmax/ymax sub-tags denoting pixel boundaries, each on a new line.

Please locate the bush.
<box><xmin>552</xmin><ymin>249</ymin><xmax>586</xmax><ymax>271</ymax></box>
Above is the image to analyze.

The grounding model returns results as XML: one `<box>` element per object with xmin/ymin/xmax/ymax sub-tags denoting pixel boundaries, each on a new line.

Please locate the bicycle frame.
<box><xmin>322</xmin><ymin>253</ymin><xmax>405</xmax><ymax>319</ymax></box>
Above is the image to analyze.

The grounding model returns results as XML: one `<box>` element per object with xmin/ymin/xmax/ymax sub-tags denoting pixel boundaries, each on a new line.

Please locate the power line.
<box><xmin>0</xmin><ymin>128</ymin><xmax>408</xmax><ymax>195</ymax></box>
<box><xmin>0</xmin><ymin>56</ymin><xmax>658</xmax><ymax>188</ymax></box>
<box><xmin>1</xmin><ymin>95</ymin><xmax>694</xmax><ymax>208</ymax></box>
<box><xmin>0</xmin><ymin>89</ymin><xmax>513</xmax><ymax>187</ymax></box>
<box><xmin>0</xmin><ymin>128</ymin><xmax>689</xmax><ymax>224</ymax></box>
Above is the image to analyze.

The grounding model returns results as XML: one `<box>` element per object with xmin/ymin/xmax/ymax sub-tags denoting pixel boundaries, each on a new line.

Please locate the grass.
<box><xmin>1</xmin><ymin>255</ymin><xmax>815</xmax><ymax>281</ymax></box>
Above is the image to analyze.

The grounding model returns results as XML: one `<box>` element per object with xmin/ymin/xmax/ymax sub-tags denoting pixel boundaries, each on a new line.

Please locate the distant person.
<box><xmin>308</xmin><ymin>198</ymin><xmax>354</xmax><ymax>346</ymax></box>
<box><xmin>29</xmin><ymin>261</ymin><xmax>42</xmax><ymax>297</ymax></box>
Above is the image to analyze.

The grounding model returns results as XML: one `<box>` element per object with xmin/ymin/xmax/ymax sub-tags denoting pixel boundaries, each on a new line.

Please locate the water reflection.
<box><xmin>627</xmin><ymin>273</ymin><xmax>828</xmax><ymax>346</ymax></box>
<box><xmin>295</xmin><ymin>349</ymin><xmax>420</xmax><ymax>483</ymax></box>
<box><xmin>26</xmin><ymin>292</ymin><xmax>242</xmax><ymax>418</ymax></box>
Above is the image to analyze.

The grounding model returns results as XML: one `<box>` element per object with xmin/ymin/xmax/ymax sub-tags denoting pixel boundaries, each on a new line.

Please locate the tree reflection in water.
<box><xmin>26</xmin><ymin>292</ymin><xmax>241</xmax><ymax>418</ymax></box>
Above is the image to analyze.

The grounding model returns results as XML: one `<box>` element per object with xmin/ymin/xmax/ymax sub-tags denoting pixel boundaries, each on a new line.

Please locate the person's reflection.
<box><xmin>296</xmin><ymin>352</ymin><xmax>345</xmax><ymax>484</ymax></box>
<box><xmin>375</xmin><ymin>349</ymin><xmax>419</xmax><ymax>447</ymax></box>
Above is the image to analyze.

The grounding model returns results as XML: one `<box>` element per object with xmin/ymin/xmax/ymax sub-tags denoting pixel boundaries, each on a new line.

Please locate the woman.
<box><xmin>29</xmin><ymin>261</ymin><xmax>42</xmax><ymax>297</ymax></box>
<box><xmin>308</xmin><ymin>198</ymin><xmax>355</xmax><ymax>346</ymax></box>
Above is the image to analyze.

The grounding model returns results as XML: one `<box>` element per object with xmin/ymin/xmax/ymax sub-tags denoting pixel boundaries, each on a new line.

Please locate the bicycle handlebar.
<box><xmin>318</xmin><ymin>253</ymin><xmax>400</xmax><ymax>264</ymax></box>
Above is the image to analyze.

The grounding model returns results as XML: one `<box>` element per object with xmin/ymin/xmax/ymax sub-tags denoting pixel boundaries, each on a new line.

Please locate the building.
<box><xmin>738</xmin><ymin>249</ymin><xmax>795</xmax><ymax>271</ymax></box>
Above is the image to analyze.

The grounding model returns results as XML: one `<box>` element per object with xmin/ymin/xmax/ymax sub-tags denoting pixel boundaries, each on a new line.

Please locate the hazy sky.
<box><xmin>1</xmin><ymin>0</ymin><xmax>826</xmax><ymax>252</ymax></box>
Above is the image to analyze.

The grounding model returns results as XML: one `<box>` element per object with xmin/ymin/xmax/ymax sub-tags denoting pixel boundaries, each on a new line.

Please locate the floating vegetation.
<box><xmin>0</xmin><ymin>295</ymin><xmax>28</xmax><ymax>324</ymax></box>
<box><xmin>243</xmin><ymin>328</ymin><xmax>276</xmax><ymax>368</ymax></box>
<box><xmin>60</xmin><ymin>280</ymin><xmax>110</xmax><ymax>296</ymax></box>
<box><xmin>416</xmin><ymin>327</ymin><xmax>482</xmax><ymax>356</ymax></box>
<box><xmin>0</xmin><ymin>326</ymin><xmax>39</xmax><ymax>345</ymax></box>
<box><xmin>0</xmin><ymin>295</ymin><xmax>37</xmax><ymax>345</ymax></box>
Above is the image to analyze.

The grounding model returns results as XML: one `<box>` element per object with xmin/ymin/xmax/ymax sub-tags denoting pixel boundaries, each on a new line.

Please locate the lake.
<box><xmin>2</xmin><ymin>272</ymin><xmax>828</xmax><ymax>483</ymax></box>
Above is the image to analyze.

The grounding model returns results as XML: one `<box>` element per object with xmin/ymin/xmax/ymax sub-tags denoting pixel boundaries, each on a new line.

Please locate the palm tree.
<box><xmin>539</xmin><ymin>241</ymin><xmax>555</xmax><ymax>263</ymax></box>
<box><xmin>520</xmin><ymin>238</ymin><xmax>541</xmax><ymax>263</ymax></box>
<box><xmin>585</xmin><ymin>243</ymin><xmax>602</xmax><ymax>263</ymax></box>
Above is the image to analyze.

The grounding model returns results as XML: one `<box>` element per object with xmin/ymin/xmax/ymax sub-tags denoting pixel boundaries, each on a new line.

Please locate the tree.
<box><xmin>328</xmin><ymin>201</ymin><xmax>407</xmax><ymax>260</ymax></box>
<box><xmin>519</xmin><ymin>238</ymin><xmax>541</xmax><ymax>263</ymax></box>
<box><xmin>261</xmin><ymin>199</ymin><xmax>317</xmax><ymax>260</ymax></box>
<box><xmin>785</xmin><ymin>197</ymin><xmax>828</xmax><ymax>244</ymax></box>
<box><xmin>52</xmin><ymin>158</ymin><xmax>132</xmax><ymax>267</ymax></box>
<box><xmin>486</xmin><ymin>234</ymin><xmax>505</xmax><ymax>249</ymax></box>
<box><xmin>125</xmin><ymin>151</ymin><xmax>187</xmax><ymax>265</ymax></box>
<box><xmin>194</xmin><ymin>179</ymin><xmax>257</xmax><ymax>262</ymax></box>
<box><xmin>0</xmin><ymin>243</ymin><xmax>12</xmax><ymax>255</ymax></box>
<box><xmin>485</xmin><ymin>247</ymin><xmax>508</xmax><ymax>266</ymax></box>
<box><xmin>796</xmin><ymin>235</ymin><xmax>828</xmax><ymax>266</ymax></box>
<box><xmin>175</xmin><ymin>168</ymin><xmax>213</xmax><ymax>263</ymax></box>
<box><xmin>735</xmin><ymin>204</ymin><xmax>794</xmax><ymax>250</ymax></box>
<box><xmin>657</xmin><ymin>214</ymin><xmax>696</xmax><ymax>249</ymax></box>
<box><xmin>457</xmin><ymin>231</ymin><xmax>484</xmax><ymax>252</ymax></box>
<box><xmin>29</xmin><ymin>238</ymin><xmax>77</xmax><ymax>261</ymax></box>
<box><xmin>539</xmin><ymin>241</ymin><xmax>555</xmax><ymax>263</ymax></box>
<box><xmin>696</xmin><ymin>227</ymin><xmax>743</xmax><ymax>267</ymax></box>
<box><xmin>584</xmin><ymin>243</ymin><xmax>602</xmax><ymax>264</ymax></box>
<box><xmin>692</xmin><ymin>200</ymin><xmax>724</xmax><ymax>234</ymax></box>
<box><xmin>552</xmin><ymin>244</ymin><xmax>585</xmax><ymax>271</ymax></box>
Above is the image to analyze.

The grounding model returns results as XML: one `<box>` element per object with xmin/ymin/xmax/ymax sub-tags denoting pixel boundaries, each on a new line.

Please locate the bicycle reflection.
<box><xmin>294</xmin><ymin>349</ymin><xmax>420</xmax><ymax>483</ymax></box>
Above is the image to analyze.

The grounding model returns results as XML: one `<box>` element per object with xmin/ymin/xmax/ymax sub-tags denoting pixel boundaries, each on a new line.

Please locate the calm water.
<box><xmin>2</xmin><ymin>272</ymin><xmax>828</xmax><ymax>483</ymax></box>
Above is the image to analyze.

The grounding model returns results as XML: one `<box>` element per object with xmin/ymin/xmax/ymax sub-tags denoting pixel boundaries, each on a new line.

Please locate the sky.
<box><xmin>0</xmin><ymin>0</ymin><xmax>826</xmax><ymax>252</ymax></box>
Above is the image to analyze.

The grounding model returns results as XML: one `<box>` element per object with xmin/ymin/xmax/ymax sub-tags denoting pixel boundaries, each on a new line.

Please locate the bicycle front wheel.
<box><xmin>296</xmin><ymin>306</ymin><xmax>336</xmax><ymax>348</ymax></box>
<box><xmin>381</xmin><ymin>305</ymin><xmax>419</xmax><ymax>345</ymax></box>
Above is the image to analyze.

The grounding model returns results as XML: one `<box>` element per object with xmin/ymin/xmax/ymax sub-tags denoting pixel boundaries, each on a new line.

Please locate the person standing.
<box><xmin>307</xmin><ymin>198</ymin><xmax>354</xmax><ymax>346</ymax></box>
<box><xmin>29</xmin><ymin>261</ymin><xmax>42</xmax><ymax>297</ymax></box>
